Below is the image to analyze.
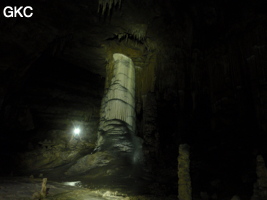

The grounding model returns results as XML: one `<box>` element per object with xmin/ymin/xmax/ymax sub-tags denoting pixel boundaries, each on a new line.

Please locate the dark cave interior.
<box><xmin>0</xmin><ymin>0</ymin><xmax>267</xmax><ymax>199</ymax></box>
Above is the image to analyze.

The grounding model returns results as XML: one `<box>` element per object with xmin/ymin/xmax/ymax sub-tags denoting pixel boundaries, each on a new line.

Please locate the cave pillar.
<box><xmin>251</xmin><ymin>155</ymin><xmax>267</xmax><ymax>200</ymax></box>
<box><xmin>178</xmin><ymin>144</ymin><xmax>192</xmax><ymax>200</ymax></box>
<box><xmin>97</xmin><ymin>53</ymin><xmax>139</xmax><ymax>163</ymax></box>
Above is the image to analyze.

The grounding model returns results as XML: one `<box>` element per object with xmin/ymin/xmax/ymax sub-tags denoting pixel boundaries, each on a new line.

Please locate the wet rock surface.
<box><xmin>0</xmin><ymin>176</ymin><xmax>176</xmax><ymax>200</ymax></box>
<box><xmin>0</xmin><ymin>177</ymin><xmax>105</xmax><ymax>200</ymax></box>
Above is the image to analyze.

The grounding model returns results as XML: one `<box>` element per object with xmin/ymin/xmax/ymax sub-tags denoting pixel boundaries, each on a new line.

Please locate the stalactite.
<box><xmin>98</xmin><ymin>0</ymin><xmax>121</xmax><ymax>15</ymax></box>
<box><xmin>127</xmin><ymin>24</ymin><xmax>147</xmax><ymax>41</ymax></box>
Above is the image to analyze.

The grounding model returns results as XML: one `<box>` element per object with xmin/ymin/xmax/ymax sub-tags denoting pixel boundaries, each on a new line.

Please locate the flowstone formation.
<box><xmin>96</xmin><ymin>53</ymin><xmax>142</xmax><ymax>164</ymax></box>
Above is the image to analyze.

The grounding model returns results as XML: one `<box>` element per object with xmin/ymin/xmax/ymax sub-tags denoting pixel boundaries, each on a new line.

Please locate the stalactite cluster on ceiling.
<box><xmin>98</xmin><ymin>0</ymin><xmax>122</xmax><ymax>15</ymax></box>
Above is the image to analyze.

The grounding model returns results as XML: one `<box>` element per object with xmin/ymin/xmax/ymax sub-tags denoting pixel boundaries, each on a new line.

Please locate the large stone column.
<box><xmin>97</xmin><ymin>53</ymin><xmax>139</xmax><ymax>163</ymax></box>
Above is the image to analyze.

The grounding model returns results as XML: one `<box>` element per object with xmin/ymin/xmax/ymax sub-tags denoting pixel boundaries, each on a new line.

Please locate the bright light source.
<box><xmin>62</xmin><ymin>181</ymin><xmax>81</xmax><ymax>187</ymax></box>
<box><xmin>73</xmin><ymin>128</ymin><xmax>80</xmax><ymax>135</ymax></box>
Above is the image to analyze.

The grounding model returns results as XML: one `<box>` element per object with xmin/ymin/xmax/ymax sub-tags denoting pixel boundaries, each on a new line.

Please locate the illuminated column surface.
<box><xmin>97</xmin><ymin>53</ymin><xmax>137</xmax><ymax>160</ymax></box>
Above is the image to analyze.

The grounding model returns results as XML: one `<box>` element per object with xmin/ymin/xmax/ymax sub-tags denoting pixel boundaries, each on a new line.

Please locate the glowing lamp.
<box><xmin>73</xmin><ymin>128</ymin><xmax>80</xmax><ymax>135</ymax></box>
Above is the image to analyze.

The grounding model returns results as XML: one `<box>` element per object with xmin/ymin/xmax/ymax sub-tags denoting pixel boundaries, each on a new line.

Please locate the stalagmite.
<box><xmin>178</xmin><ymin>144</ymin><xmax>192</xmax><ymax>200</ymax></box>
<box><xmin>251</xmin><ymin>155</ymin><xmax>267</xmax><ymax>200</ymax></box>
<box><xmin>32</xmin><ymin>178</ymin><xmax>48</xmax><ymax>199</ymax></box>
<box><xmin>97</xmin><ymin>53</ymin><xmax>142</xmax><ymax>164</ymax></box>
<box><xmin>41</xmin><ymin>178</ymin><xmax>47</xmax><ymax>198</ymax></box>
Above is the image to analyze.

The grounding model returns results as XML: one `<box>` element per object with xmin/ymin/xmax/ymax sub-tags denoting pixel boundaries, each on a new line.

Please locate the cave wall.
<box><xmin>180</xmin><ymin>2</ymin><xmax>267</xmax><ymax>198</ymax></box>
<box><xmin>134</xmin><ymin>0</ymin><xmax>267</xmax><ymax>197</ymax></box>
<box><xmin>0</xmin><ymin>54</ymin><xmax>105</xmax><ymax>172</ymax></box>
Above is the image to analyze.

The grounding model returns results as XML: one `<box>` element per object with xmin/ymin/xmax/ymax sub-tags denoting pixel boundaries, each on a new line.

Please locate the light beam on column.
<box><xmin>97</xmin><ymin>53</ymin><xmax>142</xmax><ymax>164</ymax></box>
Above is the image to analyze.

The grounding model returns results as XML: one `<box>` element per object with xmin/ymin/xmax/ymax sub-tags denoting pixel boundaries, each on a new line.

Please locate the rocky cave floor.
<box><xmin>0</xmin><ymin>176</ymin><xmax>104</xmax><ymax>200</ymax></box>
<box><xmin>0</xmin><ymin>176</ymin><xmax>177</xmax><ymax>200</ymax></box>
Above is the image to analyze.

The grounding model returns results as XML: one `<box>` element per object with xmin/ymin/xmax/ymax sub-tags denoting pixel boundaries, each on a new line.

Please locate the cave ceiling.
<box><xmin>0</xmin><ymin>0</ymin><xmax>264</xmax><ymax>78</ymax></box>
<box><xmin>0</xmin><ymin>0</ymin><xmax>182</xmax><ymax>78</ymax></box>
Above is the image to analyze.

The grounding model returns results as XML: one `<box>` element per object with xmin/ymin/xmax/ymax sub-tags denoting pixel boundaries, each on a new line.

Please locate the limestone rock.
<box><xmin>65</xmin><ymin>152</ymin><xmax>114</xmax><ymax>175</ymax></box>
